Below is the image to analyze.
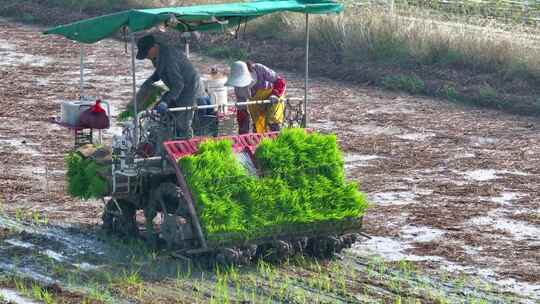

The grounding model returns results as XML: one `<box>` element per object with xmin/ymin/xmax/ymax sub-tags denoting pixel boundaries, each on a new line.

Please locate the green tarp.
<box><xmin>44</xmin><ymin>0</ymin><xmax>343</xmax><ymax>44</ymax></box>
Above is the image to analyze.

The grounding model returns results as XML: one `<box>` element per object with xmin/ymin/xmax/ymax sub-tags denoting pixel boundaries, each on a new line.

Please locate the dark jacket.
<box><xmin>146</xmin><ymin>43</ymin><xmax>204</xmax><ymax>107</ymax></box>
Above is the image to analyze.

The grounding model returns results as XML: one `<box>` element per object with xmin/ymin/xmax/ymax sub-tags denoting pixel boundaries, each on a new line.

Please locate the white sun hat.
<box><xmin>225</xmin><ymin>61</ymin><xmax>253</xmax><ymax>87</ymax></box>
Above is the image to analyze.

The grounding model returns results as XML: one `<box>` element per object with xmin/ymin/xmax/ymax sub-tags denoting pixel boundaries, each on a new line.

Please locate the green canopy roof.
<box><xmin>44</xmin><ymin>0</ymin><xmax>343</xmax><ymax>44</ymax></box>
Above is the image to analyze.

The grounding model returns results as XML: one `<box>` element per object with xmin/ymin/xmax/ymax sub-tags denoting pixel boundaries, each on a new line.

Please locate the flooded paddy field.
<box><xmin>0</xmin><ymin>18</ymin><xmax>538</xmax><ymax>303</ymax></box>
<box><xmin>0</xmin><ymin>216</ymin><xmax>524</xmax><ymax>303</ymax></box>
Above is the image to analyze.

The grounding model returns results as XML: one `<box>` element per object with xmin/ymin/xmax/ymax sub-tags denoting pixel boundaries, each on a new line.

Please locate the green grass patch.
<box><xmin>65</xmin><ymin>152</ymin><xmax>107</xmax><ymax>199</ymax></box>
<box><xmin>180</xmin><ymin>128</ymin><xmax>368</xmax><ymax>240</ymax></box>
<box><xmin>437</xmin><ymin>84</ymin><xmax>459</xmax><ymax>100</ymax></box>
<box><xmin>382</xmin><ymin>74</ymin><xmax>425</xmax><ymax>94</ymax></box>
<box><xmin>475</xmin><ymin>85</ymin><xmax>511</xmax><ymax>109</ymax></box>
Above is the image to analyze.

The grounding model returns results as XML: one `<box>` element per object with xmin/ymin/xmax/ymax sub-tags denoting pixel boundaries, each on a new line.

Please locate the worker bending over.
<box><xmin>136</xmin><ymin>35</ymin><xmax>205</xmax><ymax>138</ymax></box>
<box><xmin>226</xmin><ymin>61</ymin><xmax>286</xmax><ymax>134</ymax></box>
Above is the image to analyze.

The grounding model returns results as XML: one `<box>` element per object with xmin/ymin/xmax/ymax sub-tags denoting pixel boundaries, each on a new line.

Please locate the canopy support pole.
<box><xmin>303</xmin><ymin>13</ymin><xmax>310</xmax><ymax>128</ymax></box>
<box><xmin>79</xmin><ymin>43</ymin><xmax>84</xmax><ymax>99</ymax></box>
<box><xmin>130</xmin><ymin>33</ymin><xmax>138</xmax><ymax>146</ymax></box>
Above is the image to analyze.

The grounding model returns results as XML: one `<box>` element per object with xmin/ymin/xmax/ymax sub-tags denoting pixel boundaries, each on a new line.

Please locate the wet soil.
<box><xmin>0</xmin><ymin>215</ymin><xmax>524</xmax><ymax>303</ymax></box>
<box><xmin>0</xmin><ymin>18</ymin><xmax>539</xmax><ymax>302</ymax></box>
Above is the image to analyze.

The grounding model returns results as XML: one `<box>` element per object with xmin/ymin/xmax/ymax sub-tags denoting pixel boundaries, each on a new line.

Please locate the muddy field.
<box><xmin>0</xmin><ymin>18</ymin><xmax>539</xmax><ymax>303</ymax></box>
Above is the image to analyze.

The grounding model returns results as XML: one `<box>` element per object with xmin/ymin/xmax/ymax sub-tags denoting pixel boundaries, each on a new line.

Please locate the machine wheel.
<box><xmin>102</xmin><ymin>199</ymin><xmax>139</xmax><ymax>238</ymax></box>
<box><xmin>148</xmin><ymin>182</ymin><xmax>189</xmax><ymax>218</ymax></box>
<box><xmin>145</xmin><ymin>182</ymin><xmax>192</xmax><ymax>249</ymax></box>
<box><xmin>306</xmin><ymin>235</ymin><xmax>342</xmax><ymax>259</ymax></box>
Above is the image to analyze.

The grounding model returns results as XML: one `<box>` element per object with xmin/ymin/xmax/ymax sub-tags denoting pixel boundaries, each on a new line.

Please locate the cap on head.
<box><xmin>225</xmin><ymin>61</ymin><xmax>254</xmax><ymax>87</ymax></box>
<box><xmin>136</xmin><ymin>35</ymin><xmax>156</xmax><ymax>60</ymax></box>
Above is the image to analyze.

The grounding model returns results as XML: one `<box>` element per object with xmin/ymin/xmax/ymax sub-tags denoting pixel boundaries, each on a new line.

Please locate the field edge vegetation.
<box><xmin>201</xmin><ymin>9</ymin><xmax>540</xmax><ymax>115</ymax></box>
<box><xmin>1</xmin><ymin>0</ymin><xmax>539</xmax><ymax>116</ymax></box>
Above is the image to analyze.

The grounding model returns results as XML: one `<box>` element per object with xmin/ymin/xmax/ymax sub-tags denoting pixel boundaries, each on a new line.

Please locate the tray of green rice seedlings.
<box><xmin>180</xmin><ymin>128</ymin><xmax>368</xmax><ymax>248</ymax></box>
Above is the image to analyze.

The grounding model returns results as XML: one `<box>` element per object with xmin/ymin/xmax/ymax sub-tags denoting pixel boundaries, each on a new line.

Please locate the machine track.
<box><xmin>103</xmin><ymin>210</ymin><xmax>362</xmax><ymax>265</ymax></box>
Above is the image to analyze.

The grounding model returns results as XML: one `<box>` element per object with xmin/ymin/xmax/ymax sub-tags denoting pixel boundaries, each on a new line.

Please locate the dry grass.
<box><xmin>3</xmin><ymin>0</ymin><xmax>539</xmax><ymax>111</ymax></box>
<box><xmin>248</xmin><ymin>8</ymin><xmax>540</xmax><ymax>81</ymax></box>
<box><xmin>35</xmin><ymin>0</ymin><xmax>540</xmax><ymax>81</ymax></box>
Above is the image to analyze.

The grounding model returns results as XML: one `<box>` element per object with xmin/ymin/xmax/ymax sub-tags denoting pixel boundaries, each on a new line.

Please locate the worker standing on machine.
<box><xmin>136</xmin><ymin>35</ymin><xmax>205</xmax><ymax>138</ymax></box>
<box><xmin>226</xmin><ymin>61</ymin><xmax>286</xmax><ymax>134</ymax></box>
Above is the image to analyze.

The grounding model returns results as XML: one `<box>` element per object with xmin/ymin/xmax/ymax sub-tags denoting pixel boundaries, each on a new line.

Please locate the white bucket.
<box><xmin>202</xmin><ymin>74</ymin><xmax>228</xmax><ymax>111</ymax></box>
<box><xmin>60</xmin><ymin>100</ymin><xmax>94</xmax><ymax>126</ymax></box>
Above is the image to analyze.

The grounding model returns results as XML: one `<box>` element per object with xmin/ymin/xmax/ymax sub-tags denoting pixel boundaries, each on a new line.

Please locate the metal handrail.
<box><xmin>168</xmin><ymin>97</ymin><xmax>304</xmax><ymax>113</ymax></box>
<box><xmin>135</xmin><ymin>97</ymin><xmax>303</xmax><ymax>121</ymax></box>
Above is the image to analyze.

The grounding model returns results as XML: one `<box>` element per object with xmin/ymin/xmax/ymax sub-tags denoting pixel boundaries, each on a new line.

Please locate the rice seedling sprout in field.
<box><xmin>14</xmin><ymin>278</ymin><xmax>29</xmax><ymax>296</ymax></box>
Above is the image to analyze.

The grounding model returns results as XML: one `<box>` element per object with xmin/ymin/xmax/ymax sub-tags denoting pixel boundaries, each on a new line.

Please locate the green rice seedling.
<box><xmin>470</xmin><ymin>298</ymin><xmax>489</xmax><ymax>304</ymax></box>
<box><xmin>65</xmin><ymin>152</ymin><xmax>107</xmax><ymax>199</ymax></box>
<box><xmin>226</xmin><ymin>265</ymin><xmax>239</xmax><ymax>284</ymax></box>
<box><xmin>292</xmin><ymin>289</ymin><xmax>308</xmax><ymax>304</ymax></box>
<box><xmin>180</xmin><ymin>139</ymin><xmax>248</xmax><ymax>236</ymax></box>
<box><xmin>311</xmin><ymin>259</ymin><xmax>322</xmax><ymax>274</ymax></box>
<box><xmin>257</xmin><ymin>261</ymin><xmax>276</xmax><ymax>288</ymax></box>
<box><xmin>31</xmin><ymin>211</ymin><xmax>41</xmax><ymax>225</ymax></box>
<box><xmin>14</xmin><ymin>278</ymin><xmax>29</xmax><ymax>296</ymax></box>
<box><xmin>389</xmin><ymin>274</ymin><xmax>403</xmax><ymax>294</ymax></box>
<box><xmin>211</xmin><ymin>270</ymin><xmax>230</xmax><ymax>304</ymax></box>
<box><xmin>120</xmin><ymin>269</ymin><xmax>142</xmax><ymax>287</ymax></box>
<box><xmin>330</xmin><ymin>263</ymin><xmax>348</xmax><ymax>296</ymax></box>
<box><xmin>277</xmin><ymin>275</ymin><xmax>290</xmax><ymax>301</ymax></box>
<box><xmin>176</xmin><ymin>262</ymin><xmax>192</xmax><ymax>283</ymax></box>
<box><xmin>85</xmin><ymin>162</ymin><xmax>108</xmax><ymax>198</ymax></box>
<box><xmin>14</xmin><ymin>208</ymin><xmax>24</xmax><ymax>222</ymax></box>
<box><xmin>239</xmin><ymin>290</ymin><xmax>250</xmax><ymax>303</ymax></box>
<box><xmin>31</xmin><ymin>283</ymin><xmax>45</xmax><ymax>301</ymax></box>
<box><xmin>249</xmin><ymin>289</ymin><xmax>257</xmax><ymax>303</ymax></box>
<box><xmin>321</xmin><ymin>274</ymin><xmax>332</xmax><ymax>291</ymax></box>
<box><xmin>366</xmin><ymin>262</ymin><xmax>376</xmax><ymax>280</ymax></box>
<box><xmin>453</xmin><ymin>275</ymin><xmax>466</xmax><ymax>291</ymax></box>
<box><xmin>118</xmin><ymin>84</ymin><xmax>164</xmax><ymax>121</ymax></box>
<box><xmin>397</xmin><ymin>260</ymin><xmax>416</xmax><ymax>278</ymax></box>
<box><xmin>257</xmin><ymin>260</ymin><xmax>269</xmax><ymax>276</ymax></box>
<box><xmin>234</xmin><ymin>280</ymin><xmax>242</xmax><ymax>299</ymax></box>
<box><xmin>86</xmin><ymin>284</ymin><xmax>112</xmax><ymax>303</ymax></box>
<box><xmin>42</xmin><ymin>290</ymin><xmax>55</xmax><ymax>304</ymax></box>
<box><xmin>65</xmin><ymin>152</ymin><xmax>87</xmax><ymax>197</ymax></box>
<box><xmin>362</xmin><ymin>284</ymin><xmax>370</xmax><ymax>300</ymax></box>
<box><xmin>192</xmin><ymin>279</ymin><xmax>203</xmax><ymax>301</ymax></box>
